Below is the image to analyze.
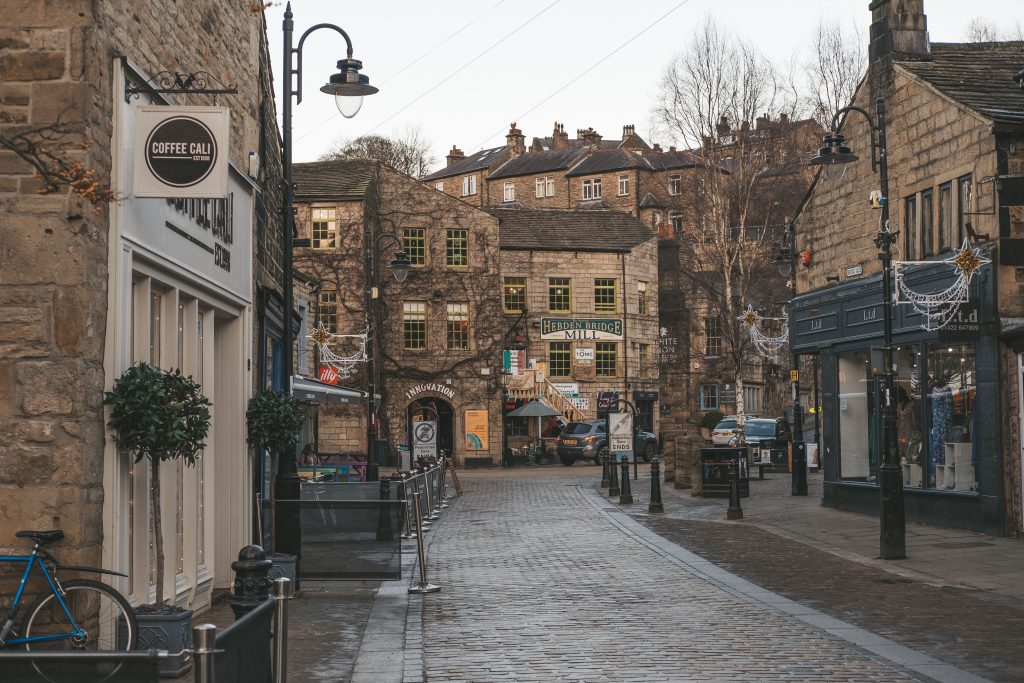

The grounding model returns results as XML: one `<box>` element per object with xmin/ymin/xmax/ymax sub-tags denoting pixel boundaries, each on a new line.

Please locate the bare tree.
<box><xmin>321</xmin><ymin>126</ymin><xmax>436</xmax><ymax>178</ymax></box>
<box><xmin>803</xmin><ymin>19</ymin><xmax>865</xmax><ymax>130</ymax></box>
<box><xmin>965</xmin><ymin>17</ymin><xmax>1024</xmax><ymax>42</ymax></box>
<box><xmin>653</xmin><ymin>18</ymin><xmax>814</xmax><ymax>433</ymax></box>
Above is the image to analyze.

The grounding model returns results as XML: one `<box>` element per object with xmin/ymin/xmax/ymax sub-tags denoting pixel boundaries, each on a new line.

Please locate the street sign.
<box><xmin>412</xmin><ymin>420</ymin><xmax>437</xmax><ymax>459</ymax></box>
<box><xmin>609</xmin><ymin>411</ymin><xmax>633</xmax><ymax>460</ymax></box>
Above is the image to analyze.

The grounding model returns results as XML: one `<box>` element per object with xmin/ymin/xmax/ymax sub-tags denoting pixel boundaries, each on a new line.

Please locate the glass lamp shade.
<box><xmin>822</xmin><ymin>161</ymin><xmax>849</xmax><ymax>184</ymax></box>
<box><xmin>335</xmin><ymin>94</ymin><xmax>364</xmax><ymax>118</ymax></box>
<box><xmin>320</xmin><ymin>57</ymin><xmax>378</xmax><ymax>119</ymax></box>
<box><xmin>388</xmin><ymin>251</ymin><xmax>412</xmax><ymax>283</ymax></box>
<box><xmin>808</xmin><ymin>131</ymin><xmax>857</xmax><ymax>183</ymax></box>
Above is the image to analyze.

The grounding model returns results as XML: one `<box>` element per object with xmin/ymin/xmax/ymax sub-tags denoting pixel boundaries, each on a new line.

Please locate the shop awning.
<box><xmin>290</xmin><ymin>375</ymin><xmax>366</xmax><ymax>405</ymax></box>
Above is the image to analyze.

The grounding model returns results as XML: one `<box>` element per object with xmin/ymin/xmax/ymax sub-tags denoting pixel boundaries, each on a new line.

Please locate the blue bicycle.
<box><xmin>1</xmin><ymin>529</ymin><xmax>138</xmax><ymax>666</ymax></box>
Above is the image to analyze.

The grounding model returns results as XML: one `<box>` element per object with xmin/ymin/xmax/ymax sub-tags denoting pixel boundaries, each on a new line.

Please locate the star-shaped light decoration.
<box><xmin>740</xmin><ymin>305</ymin><xmax>761</xmax><ymax>328</ymax></box>
<box><xmin>308</xmin><ymin>319</ymin><xmax>332</xmax><ymax>349</ymax></box>
<box><xmin>947</xmin><ymin>237</ymin><xmax>991</xmax><ymax>281</ymax></box>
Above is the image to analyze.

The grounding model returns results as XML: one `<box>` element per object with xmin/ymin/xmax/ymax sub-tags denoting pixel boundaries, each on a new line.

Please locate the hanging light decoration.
<box><xmin>738</xmin><ymin>305</ymin><xmax>789</xmax><ymax>356</ymax></box>
<box><xmin>308</xmin><ymin>320</ymin><xmax>367</xmax><ymax>377</ymax></box>
<box><xmin>894</xmin><ymin>238</ymin><xmax>991</xmax><ymax>331</ymax></box>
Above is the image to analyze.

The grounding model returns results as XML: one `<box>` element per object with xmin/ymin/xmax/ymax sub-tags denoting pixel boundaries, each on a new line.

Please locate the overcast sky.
<box><xmin>270</xmin><ymin>0</ymin><xmax>1022</xmax><ymax>171</ymax></box>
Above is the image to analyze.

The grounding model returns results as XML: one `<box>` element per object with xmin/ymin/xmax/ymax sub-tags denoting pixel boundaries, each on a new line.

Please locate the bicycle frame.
<box><xmin>0</xmin><ymin>548</ymin><xmax>82</xmax><ymax>647</ymax></box>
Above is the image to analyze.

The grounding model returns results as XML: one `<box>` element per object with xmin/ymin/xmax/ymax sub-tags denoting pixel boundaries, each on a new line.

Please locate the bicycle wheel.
<box><xmin>22</xmin><ymin>579</ymin><xmax>138</xmax><ymax>683</ymax></box>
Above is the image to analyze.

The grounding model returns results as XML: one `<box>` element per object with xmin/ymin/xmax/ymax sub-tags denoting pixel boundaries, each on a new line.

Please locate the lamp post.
<box><xmin>277</xmin><ymin>2</ymin><xmax>378</xmax><ymax>557</ymax></box>
<box><xmin>775</xmin><ymin>227</ymin><xmax>807</xmax><ymax>496</ymax></box>
<box><xmin>499</xmin><ymin>367</ymin><xmax>513</xmax><ymax>467</ymax></box>
<box><xmin>809</xmin><ymin>97</ymin><xmax>905</xmax><ymax>559</ymax></box>
<box><xmin>365</xmin><ymin>233</ymin><xmax>412</xmax><ymax>481</ymax></box>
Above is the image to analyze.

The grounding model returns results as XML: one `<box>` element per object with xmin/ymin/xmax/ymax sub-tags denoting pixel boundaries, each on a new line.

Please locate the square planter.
<box><xmin>135</xmin><ymin>608</ymin><xmax>193</xmax><ymax>677</ymax></box>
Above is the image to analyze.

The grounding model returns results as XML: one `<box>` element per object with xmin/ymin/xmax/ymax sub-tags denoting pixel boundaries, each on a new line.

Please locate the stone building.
<box><xmin>493</xmin><ymin>208</ymin><xmax>661</xmax><ymax>447</ymax></box>
<box><xmin>293</xmin><ymin>159</ymin><xmax>504</xmax><ymax>468</ymax></box>
<box><xmin>791</xmin><ymin>0</ymin><xmax>1024</xmax><ymax>535</ymax></box>
<box><xmin>0</xmin><ymin>3</ymin><xmax>284</xmax><ymax>612</ymax></box>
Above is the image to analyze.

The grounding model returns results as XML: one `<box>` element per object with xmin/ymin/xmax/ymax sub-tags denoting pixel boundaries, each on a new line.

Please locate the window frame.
<box><xmin>445</xmin><ymin>302</ymin><xmax>470</xmax><ymax>351</ymax></box>
<box><xmin>921</xmin><ymin>188</ymin><xmax>934</xmax><ymax>257</ymax></box>
<box><xmin>402</xmin><ymin>227</ymin><xmax>426</xmax><ymax>267</ymax></box>
<box><xmin>318</xmin><ymin>291</ymin><xmax>338</xmax><ymax>334</ymax></box>
<box><xmin>402</xmin><ymin>300</ymin><xmax>428</xmax><ymax>351</ymax></box>
<box><xmin>548</xmin><ymin>277</ymin><xmax>571</xmax><ymax>313</ymax></box>
<box><xmin>503</xmin><ymin>182</ymin><xmax>515</xmax><ymax>202</ymax></box>
<box><xmin>594</xmin><ymin>278</ymin><xmax>616</xmax><ymax>313</ymax></box>
<box><xmin>699</xmin><ymin>383</ymin><xmax>720</xmax><ymax>411</ymax></box>
<box><xmin>545</xmin><ymin>177</ymin><xmax>555</xmax><ymax>197</ymax></box>
<box><xmin>595</xmin><ymin>341</ymin><xmax>617</xmax><ymax>377</ymax></box>
<box><xmin>638</xmin><ymin>342</ymin><xmax>651</xmax><ymax>378</ymax></box>
<box><xmin>445</xmin><ymin>228</ymin><xmax>469</xmax><ymax>268</ymax></box>
<box><xmin>461</xmin><ymin>175</ymin><xmax>477</xmax><ymax>196</ymax></box>
<box><xmin>668</xmin><ymin>174</ymin><xmax>681</xmax><ymax>195</ymax></box>
<box><xmin>938</xmin><ymin>181</ymin><xmax>953</xmax><ymax>253</ymax></box>
<box><xmin>957</xmin><ymin>174</ymin><xmax>972</xmax><ymax>245</ymax></box>
<box><xmin>503</xmin><ymin>276</ymin><xmax>526</xmax><ymax>314</ymax></box>
<box><xmin>311</xmin><ymin>207</ymin><xmax>337</xmax><ymax>250</ymax></box>
<box><xmin>434</xmin><ymin>180</ymin><xmax>443</xmax><ymax>192</ymax></box>
<box><xmin>618</xmin><ymin>175</ymin><xmax>629</xmax><ymax>196</ymax></box>
<box><xmin>582</xmin><ymin>178</ymin><xmax>602</xmax><ymax>200</ymax></box>
<box><xmin>704</xmin><ymin>317</ymin><xmax>722</xmax><ymax>357</ymax></box>
<box><xmin>548</xmin><ymin>341</ymin><xmax>571</xmax><ymax>378</ymax></box>
<box><xmin>905</xmin><ymin>195</ymin><xmax>918</xmax><ymax>259</ymax></box>
<box><xmin>637</xmin><ymin>281</ymin><xmax>648</xmax><ymax>315</ymax></box>
<box><xmin>535</xmin><ymin>177</ymin><xmax>545</xmax><ymax>198</ymax></box>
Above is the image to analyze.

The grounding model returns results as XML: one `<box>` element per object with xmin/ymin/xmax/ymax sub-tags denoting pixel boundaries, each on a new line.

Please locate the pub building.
<box><xmin>790</xmin><ymin>0</ymin><xmax>1023</xmax><ymax>535</ymax></box>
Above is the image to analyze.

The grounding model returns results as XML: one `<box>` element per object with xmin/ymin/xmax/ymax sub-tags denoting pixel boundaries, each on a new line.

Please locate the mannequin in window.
<box><xmin>928</xmin><ymin>376</ymin><xmax>953</xmax><ymax>483</ymax></box>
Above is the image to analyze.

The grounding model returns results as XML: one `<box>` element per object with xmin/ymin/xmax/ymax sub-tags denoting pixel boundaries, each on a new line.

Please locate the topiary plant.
<box><xmin>105</xmin><ymin>362</ymin><xmax>211</xmax><ymax>607</ymax></box>
<box><xmin>700</xmin><ymin>410</ymin><xmax>725</xmax><ymax>431</ymax></box>
<box><xmin>246</xmin><ymin>390</ymin><xmax>304</xmax><ymax>460</ymax></box>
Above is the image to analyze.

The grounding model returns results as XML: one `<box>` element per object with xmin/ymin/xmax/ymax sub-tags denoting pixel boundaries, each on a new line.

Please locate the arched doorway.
<box><xmin>408</xmin><ymin>397</ymin><xmax>455</xmax><ymax>458</ymax></box>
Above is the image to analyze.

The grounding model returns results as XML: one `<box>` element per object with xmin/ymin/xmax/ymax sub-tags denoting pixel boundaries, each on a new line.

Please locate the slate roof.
<box><xmin>897</xmin><ymin>42</ymin><xmax>1024</xmax><ymax>125</ymax></box>
<box><xmin>488</xmin><ymin>207</ymin><xmax>654</xmax><ymax>253</ymax></box>
<box><xmin>488</xmin><ymin>148</ymin><xmax>589</xmax><ymax>180</ymax></box>
<box><xmin>649</xmin><ymin>149</ymin><xmax>704</xmax><ymax>171</ymax></box>
<box><xmin>293</xmin><ymin>159</ymin><xmax>376</xmax><ymax>201</ymax></box>
<box><xmin>421</xmin><ymin>146</ymin><xmax>506</xmax><ymax>181</ymax></box>
<box><xmin>565</xmin><ymin>149</ymin><xmax>654</xmax><ymax>176</ymax></box>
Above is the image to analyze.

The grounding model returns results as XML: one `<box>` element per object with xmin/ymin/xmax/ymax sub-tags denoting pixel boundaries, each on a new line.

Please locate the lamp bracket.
<box><xmin>125</xmin><ymin>70</ymin><xmax>237</xmax><ymax>102</ymax></box>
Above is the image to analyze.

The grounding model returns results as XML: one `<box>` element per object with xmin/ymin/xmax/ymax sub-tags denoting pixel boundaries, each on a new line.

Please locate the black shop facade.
<box><xmin>790</xmin><ymin>257</ymin><xmax>1002</xmax><ymax>535</ymax></box>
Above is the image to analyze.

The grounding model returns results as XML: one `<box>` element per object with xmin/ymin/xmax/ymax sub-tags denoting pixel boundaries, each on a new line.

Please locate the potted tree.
<box><xmin>700</xmin><ymin>411</ymin><xmax>725</xmax><ymax>441</ymax></box>
<box><xmin>105</xmin><ymin>362</ymin><xmax>211</xmax><ymax>676</ymax></box>
<box><xmin>246</xmin><ymin>390</ymin><xmax>304</xmax><ymax>582</ymax></box>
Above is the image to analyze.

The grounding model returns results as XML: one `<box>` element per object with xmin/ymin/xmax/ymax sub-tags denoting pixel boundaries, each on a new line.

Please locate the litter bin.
<box><xmin>700</xmin><ymin>447</ymin><xmax>750</xmax><ymax>498</ymax></box>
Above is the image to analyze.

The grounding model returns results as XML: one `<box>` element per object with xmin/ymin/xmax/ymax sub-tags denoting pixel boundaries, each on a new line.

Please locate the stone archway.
<box><xmin>407</xmin><ymin>396</ymin><xmax>455</xmax><ymax>458</ymax></box>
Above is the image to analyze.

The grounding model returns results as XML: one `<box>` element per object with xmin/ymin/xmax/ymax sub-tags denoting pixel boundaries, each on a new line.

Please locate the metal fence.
<box><xmin>210</xmin><ymin>597</ymin><xmax>274</xmax><ymax>683</ymax></box>
<box><xmin>0</xmin><ymin>649</ymin><xmax>165</xmax><ymax>683</ymax></box>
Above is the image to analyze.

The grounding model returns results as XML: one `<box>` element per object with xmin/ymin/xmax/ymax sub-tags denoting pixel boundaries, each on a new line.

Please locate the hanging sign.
<box><xmin>134</xmin><ymin>106</ymin><xmax>229</xmax><ymax>198</ymax></box>
<box><xmin>319</xmin><ymin>365</ymin><xmax>339</xmax><ymax>385</ymax></box>
<box><xmin>609</xmin><ymin>411</ymin><xmax>634</xmax><ymax>459</ymax></box>
<box><xmin>412</xmin><ymin>420</ymin><xmax>437</xmax><ymax>459</ymax></box>
<box><xmin>464</xmin><ymin>410</ymin><xmax>489</xmax><ymax>450</ymax></box>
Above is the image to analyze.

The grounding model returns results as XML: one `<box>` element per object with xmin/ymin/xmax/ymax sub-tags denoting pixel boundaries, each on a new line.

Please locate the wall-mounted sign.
<box><xmin>575</xmin><ymin>348</ymin><xmax>594</xmax><ymax>361</ymax></box>
<box><xmin>597</xmin><ymin>391</ymin><xmax>619</xmax><ymax>411</ymax></box>
<box><xmin>552</xmin><ymin>382</ymin><xmax>579</xmax><ymax>397</ymax></box>
<box><xmin>405</xmin><ymin>382</ymin><xmax>456</xmax><ymax>401</ymax></box>
<box><xmin>568</xmin><ymin>397</ymin><xmax>590</xmax><ymax>411</ymax></box>
<box><xmin>319</xmin><ymin>366</ymin><xmax>339</xmax><ymax>385</ymax></box>
<box><xmin>845</xmin><ymin>264</ymin><xmax>864</xmax><ymax>278</ymax></box>
<box><xmin>413</xmin><ymin>420</ymin><xmax>437</xmax><ymax>459</ymax></box>
<box><xmin>464</xmin><ymin>409</ymin><xmax>489</xmax><ymax>450</ymax></box>
<box><xmin>541</xmin><ymin>318</ymin><xmax>623</xmax><ymax>340</ymax></box>
<box><xmin>134</xmin><ymin>106</ymin><xmax>229</xmax><ymax>198</ymax></box>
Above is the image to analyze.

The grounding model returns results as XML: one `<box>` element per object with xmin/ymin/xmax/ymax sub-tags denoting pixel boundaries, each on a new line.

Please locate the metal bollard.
<box><xmin>619</xmin><ymin>456</ymin><xmax>634</xmax><ymax>505</ymax></box>
<box><xmin>192</xmin><ymin>624</ymin><xmax>217</xmax><ymax>683</ymax></box>
<box><xmin>416</xmin><ymin>471</ymin><xmax>431</xmax><ymax>530</ymax></box>
<box><xmin>649</xmin><ymin>458</ymin><xmax>665</xmax><ymax>513</ymax></box>
<box><xmin>423</xmin><ymin>467</ymin><xmax>439</xmax><ymax>521</ymax></box>
<box><xmin>727</xmin><ymin>457</ymin><xmax>744</xmax><ymax>520</ymax></box>
<box><xmin>600</xmin><ymin>454</ymin><xmax>610</xmax><ymax>488</ymax></box>
<box><xmin>608</xmin><ymin>451</ymin><xmax>620</xmax><ymax>497</ymax></box>
<box><xmin>230</xmin><ymin>544</ymin><xmax>273</xmax><ymax>620</ymax></box>
<box><xmin>408</xmin><ymin>491</ymin><xmax>441</xmax><ymax>594</ymax></box>
<box><xmin>439</xmin><ymin>457</ymin><xmax>450</xmax><ymax>508</ymax></box>
<box><xmin>432</xmin><ymin>465</ymin><xmax>444</xmax><ymax>514</ymax></box>
<box><xmin>398</xmin><ymin>473</ymin><xmax>417</xmax><ymax>539</ymax></box>
<box><xmin>377</xmin><ymin>477</ymin><xmax>394</xmax><ymax>541</ymax></box>
<box><xmin>273</xmin><ymin>577</ymin><xmax>293</xmax><ymax>683</ymax></box>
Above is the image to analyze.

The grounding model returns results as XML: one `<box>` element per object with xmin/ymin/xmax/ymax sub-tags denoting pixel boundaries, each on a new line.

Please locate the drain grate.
<box><xmin>932</xmin><ymin>541</ymin><xmax>997</xmax><ymax>549</ymax></box>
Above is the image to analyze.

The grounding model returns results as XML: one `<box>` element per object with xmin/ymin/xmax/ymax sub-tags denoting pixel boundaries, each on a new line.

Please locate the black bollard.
<box><xmin>608</xmin><ymin>451</ymin><xmax>620</xmax><ymax>497</ymax></box>
<box><xmin>727</xmin><ymin>457</ymin><xmax>744</xmax><ymax>520</ymax></box>
<box><xmin>619</xmin><ymin>456</ymin><xmax>633</xmax><ymax>505</ymax></box>
<box><xmin>376</xmin><ymin>476</ymin><xmax>394</xmax><ymax>541</ymax></box>
<box><xmin>231</xmin><ymin>544</ymin><xmax>273</xmax><ymax>619</ymax></box>
<box><xmin>649</xmin><ymin>459</ymin><xmax>664</xmax><ymax>513</ymax></box>
<box><xmin>600</xmin><ymin>453</ymin><xmax>610</xmax><ymax>488</ymax></box>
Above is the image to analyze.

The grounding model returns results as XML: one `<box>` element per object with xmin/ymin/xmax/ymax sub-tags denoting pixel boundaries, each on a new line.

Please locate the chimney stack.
<box><xmin>506</xmin><ymin>122</ymin><xmax>526</xmax><ymax>158</ymax></box>
<box><xmin>869</xmin><ymin>0</ymin><xmax>930</xmax><ymax>81</ymax></box>
<box><xmin>716</xmin><ymin>116</ymin><xmax>731</xmax><ymax>139</ymax></box>
<box><xmin>622</xmin><ymin>124</ymin><xmax>636</xmax><ymax>139</ymax></box>
<box><xmin>551</xmin><ymin>122</ymin><xmax>570</xmax><ymax>150</ymax></box>
<box><xmin>446</xmin><ymin>145</ymin><xmax>465</xmax><ymax>167</ymax></box>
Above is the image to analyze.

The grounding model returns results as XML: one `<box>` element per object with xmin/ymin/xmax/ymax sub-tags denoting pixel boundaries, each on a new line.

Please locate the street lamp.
<box><xmin>277</xmin><ymin>2</ymin><xmax>377</xmax><ymax>558</ymax></box>
<box><xmin>774</xmin><ymin>226</ymin><xmax>807</xmax><ymax>496</ymax></box>
<box><xmin>365</xmin><ymin>233</ymin><xmax>412</xmax><ymax>481</ymax></box>
<box><xmin>498</xmin><ymin>367</ymin><xmax>513</xmax><ymax>467</ymax></box>
<box><xmin>809</xmin><ymin>97</ymin><xmax>905</xmax><ymax>560</ymax></box>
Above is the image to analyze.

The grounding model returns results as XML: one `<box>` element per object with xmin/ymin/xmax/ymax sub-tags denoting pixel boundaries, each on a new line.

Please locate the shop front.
<box><xmin>790</xmin><ymin>258</ymin><xmax>1002</xmax><ymax>535</ymax></box>
<box><xmin>394</xmin><ymin>381</ymin><xmax>500</xmax><ymax>468</ymax></box>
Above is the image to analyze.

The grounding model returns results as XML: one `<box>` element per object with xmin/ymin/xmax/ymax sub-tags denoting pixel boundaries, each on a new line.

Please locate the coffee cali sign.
<box><xmin>134</xmin><ymin>106</ymin><xmax>229</xmax><ymax>198</ymax></box>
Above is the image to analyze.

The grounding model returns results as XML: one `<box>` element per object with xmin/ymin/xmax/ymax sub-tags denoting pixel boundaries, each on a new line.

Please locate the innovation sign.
<box><xmin>134</xmin><ymin>106</ymin><xmax>229</xmax><ymax>198</ymax></box>
<box><xmin>541</xmin><ymin>318</ymin><xmax>623</xmax><ymax>340</ymax></box>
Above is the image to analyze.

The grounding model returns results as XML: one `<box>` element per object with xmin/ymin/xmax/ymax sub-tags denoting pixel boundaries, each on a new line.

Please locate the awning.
<box><xmin>290</xmin><ymin>375</ymin><xmax>366</xmax><ymax>405</ymax></box>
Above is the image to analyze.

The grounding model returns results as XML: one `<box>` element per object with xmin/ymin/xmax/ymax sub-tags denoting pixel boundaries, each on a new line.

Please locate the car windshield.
<box><xmin>715</xmin><ymin>420</ymin><xmax>737</xmax><ymax>430</ymax></box>
<box><xmin>745</xmin><ymin>421</ymin><xmax>776</xmax><ymax>437</ymax></box>
<box><xmin>564</xmin><ymin>423</ymin><xmax>592</xmax><ymax>435</ymax></box>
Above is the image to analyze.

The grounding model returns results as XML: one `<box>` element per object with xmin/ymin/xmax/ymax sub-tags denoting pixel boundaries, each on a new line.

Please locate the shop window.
<box><xmin>503</xmin><ymin>277</ymin><xmax>526</xmax><ymax>313</ymax></box>
<box><xmin>837</xmin><ymin>350</ymin><xmax>874</xmax><ymax>481</ymax></box>
<box><xmin>596</xmin><ymin>342</ymin><xmax>617</xmax><ymax>377</ymax></box>
<box><xmin>311</xmin><ymin>207</ymin><xmax>336</xmax><ymax>249</ymax></box>
<box><xmin>446</xmin><ymin>303</ymin><xmax>470</xmax><ymax>350</ymax></box>
<box><xmin>549</xmin><ymin>342</ymin><xmax>571</xmax><ymax>377</ymax></box>
<box><xmin>704</xmin><ymin>317</ymin><xmax>722</xmax><ymax>357</ymax></box>
<box><xmin>938</xmin><ymin>182</ymin><xmax>953</xmax><ymax>253</ymax></box>
<box><xmin>446</xmin><ymin>228</ymin><xmax>468</xmax><ymax>268</ymax></box>
<box><xmin>925</xmin><ymin>344</ymin><xmax>976</xmax><ymax>491</ymax></box>
<box><xmin>549</xmin><ymin>277</ymin><xmax>571</xmax><ymax>312</ymax></box>
<box><xmin>403</xmin><ymin>301</ymin><xmax>427</xmax><ymax>350</ymax></box>
<box><xmin>594</xmin><ymin>278</ymin><xmax>616</xmax><ymax>312</ymax></box>
<box><xmin>897</xmin><ymin>346</ymin><xmax>924</xmax><ymax>489</ymax></box>
<box><xmin>319</xmin><ymin>291</ymin><xmax>338</xmax><ymax>333</ymax></box>
<box><xmin>403</xmin><ymin>228</ymin><xmax>426</xmax><ymax>266</ymax></box>
<box><xmin>699</xmin><ymin>384</ymin><xmax>719</xmax><ymax>411</ymax></box>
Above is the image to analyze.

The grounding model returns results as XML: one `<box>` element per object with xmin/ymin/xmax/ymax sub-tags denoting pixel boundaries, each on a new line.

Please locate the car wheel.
<box><xmin>559</xmin><ymin>456</ymin><xmax>575</xmax><ymax>466</ymax></box>
<box><xmin>596</xmin><ymin>446</ymin><xmax>610</xmax><ymax>465</ymax></box>
<box><xmin>643</xmin><ymin>441</ymin><xmax>657</xmax><ymax>462</ymax></box>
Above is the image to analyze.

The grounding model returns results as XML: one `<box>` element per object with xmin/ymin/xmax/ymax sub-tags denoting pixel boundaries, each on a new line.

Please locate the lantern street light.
<box><xmin>499</xmin><ymin>367</ymin><xmax>513</xmax><ymax>467</ymax></box>
<box><xmin>809</xmin><ymin>97</ymin><xmax>905</xmax><ymax>560</ymax></box>
<box><xmin>365</xmin><ymin>233</ymin><xmax>412</xmax><ymax>481</ymax></box>
<box><xmin>774</xmin><ymin>225</ymin><xmax>807</xmax><ymax>496</ymax></box>
<box><xmin>276</xmin><ymin>2</ymin><xmax>377</xmax><ymax>559</ymax></box>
